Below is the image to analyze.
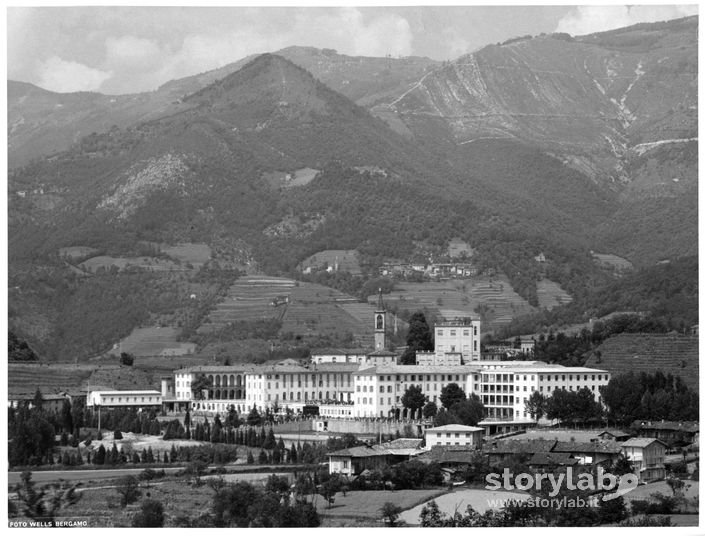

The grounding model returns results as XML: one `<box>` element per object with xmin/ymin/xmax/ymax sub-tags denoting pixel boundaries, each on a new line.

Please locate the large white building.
<box><xmin>434</xmin><ymin>318</ymin><xmax>482</xmax><ymax>362</ymax></box>
<box><xmin>159</xmin><ymin>298</ymin><xmax>610</xmax><ymax>424</ymax></box>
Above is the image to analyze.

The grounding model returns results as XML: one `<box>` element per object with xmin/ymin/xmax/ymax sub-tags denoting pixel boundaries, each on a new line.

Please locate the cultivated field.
<box><xmin>200</xmin><ymin>276</ymin><xmax>375</xmax><ymax>346</ymax></box>
<box><xmin>200</xmin><ymin>276</ymin><xmax>296</xmax><ymax>332</ymax></box>
<box><xmin>536</xmin><ymin>279</ymin><xmax>573</xmax><ymax>310</ymax></box>
<box><xmin>110</xmin><ymin>327</ymin><xmax>196</xmax><ymax>357</ymax></box>
<box><xmin>584</xmin><ymin>333</ymin><xmax>699</xmax><ymax>390</ymax></box>
<box><xmin>379</xmin><ymin>276</ymin><xmax>543</xmax><ymax>332</ymax></box>
<box><xmin>8</xmin><ymin>363</ymin><xmax>95</xmax><ymax>397</ymax></box>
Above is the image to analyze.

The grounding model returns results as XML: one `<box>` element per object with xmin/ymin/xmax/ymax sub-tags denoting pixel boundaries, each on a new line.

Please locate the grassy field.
<box><xmin>58</xmin><ymin>246</ymin><xmax>99</xmax><ymax>260</ymax></box>
<box><xmin>592</xmin><ymin>252</ymin><xmax>634</xmax><ymax>272</ymax></box>
<box><xmin>159</xmin><ymin>242</ymin><xmax>211</xmax><ymax>267</ymax></box>
<box><xmin>317</xmin><ymin>489</ymin><xmax>447</xmax><ymax>527</ymax></box>
<box><xmin>79</xmin><ymin>256</ymin><xmax>182</xmax><ymax>273</ymax></box>
<box><xmin>398</xmin><ymin>488</ymin><xmax>531</xmax><ymax>525</ymax></box>
<box><xmin>299</xmin><ymin>249</ymin><xmax>362</xmax><ymax>275</ymax></box>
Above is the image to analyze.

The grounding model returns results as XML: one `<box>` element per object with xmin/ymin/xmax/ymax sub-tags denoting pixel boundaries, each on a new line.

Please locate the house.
<box><xmin>416</xmin><ymin>446</ymin><xmax>479</xmax><ymax>482</ymax></box>
<box><xmin>631</xmin><ymin>420</ymin><xmax>699</xmax><ymax>446</ymax></box>
<box><xmin>483</xmin><ymin>438</ymin><xmax>620</xmax><ymax>468</ymax></box>
<box><xmin>328</xmin><ymin>439</ymin><xmax>423</xmax><ymax>477</ymax></box>
<box><xmin>483</xmin><ymin>439</ymin><xmax>556</xmax><ymax>467</ymax></box>
<box><xmin>621</xmin><ymin>438</ymin><xmax>668</xmax><ymax>482</ymax></box>
<box><xmin>425</xmin><ymin>424</ymin><xmax>484</xmax><ymax>449</ymax></box>
<box><xmin>552</xmin><ymin>441</ymin><xmax>622</xmax><ymax>466</ymax></box>
<box><xmin>597</xmin><ymin>429</ymin><xmax>631</xmax><ymax>442</ymax></box>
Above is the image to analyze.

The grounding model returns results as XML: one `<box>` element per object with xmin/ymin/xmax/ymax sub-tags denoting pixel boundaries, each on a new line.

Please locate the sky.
<box><xmin>7</xmin><ymin>4</ymin><xmax>699</xmax><ymax>94</ymax></box>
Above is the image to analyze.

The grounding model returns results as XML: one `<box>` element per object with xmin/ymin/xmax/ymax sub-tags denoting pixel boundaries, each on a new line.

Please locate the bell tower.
<box><xmin>374</xmin><ymin>288</ymin><xmax>386</xmax><ymax>350</ymax></box>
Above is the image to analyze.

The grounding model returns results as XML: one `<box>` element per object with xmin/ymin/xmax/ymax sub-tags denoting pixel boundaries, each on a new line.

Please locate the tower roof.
<box><xmin>376</xmin><ymin>288</ymin><xmax>385</xmax><ymax>311</ymax></box>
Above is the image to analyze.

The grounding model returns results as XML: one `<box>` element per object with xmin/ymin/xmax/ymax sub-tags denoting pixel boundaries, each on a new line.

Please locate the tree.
<box><xmin>119</xmin><ymin>352</ymin><xmax>135</xmax><ymax>366</ymax></box>
<box><xmin>401</xmin><ymin>311</ymin><xmax>433</xmax><ymax>364</ymax></box>
<box><xmin>132</xmin><ymin>499</ymin><xmax>165</xmax><ymax>527</ymax></box>
<box><xmin>440</xmin><ymin>383</ymin><xmax>466</xmax><ymax>409</ymax></box>
<box><xmin>401</xmin><ymin>385</ymin><xmax>427</xmax><ymax>416</ymax></box>
<box><xmin>247</xmin><ymin>407</ymin><xmax>262</xmax><ymax>426</ymax></box>
<box><xmin>449</xmin><ymin>395</ymin><xmax>485</xmax><ymax>426</ymax></box>
<box><xmin>422</xmin><ymin>401</ymin><xmax>438</xmax><ymax>419</ymax></box>
<box><xmin>525</xmin><ymin>391</ymin><xmax>546</xmax><ymax>422</ymax></box>
<box><xmin>14</xmin><ymin>471</ymin><xmax>81</xmax><ymax>523</ymax></box>
<box><xmin>192</xmin><ymin>374</ymin><xmax>212</xmax><ymax>400</ymax></box>
<box><xmin>380</xmin><ymin>502</ymin><xmax>403</xmax><ymax>527</ymax></box>
<box><xmin>115</xmin><ymin>475</ymin><xmax>141</xmax><ymax>507</ymax></box>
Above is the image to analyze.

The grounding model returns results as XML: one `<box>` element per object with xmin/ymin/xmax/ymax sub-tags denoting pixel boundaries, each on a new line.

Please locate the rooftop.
<box><xmin>354</xmin><ymin>364</ymin><xmax>480</xmax><ymax>375</ymax></box>
<box><xmin>426</xmin><ymin>424</ymin><xmax>484</xmax><ymax>433</ymax></box>
<box><xmin>622</xmin><ymin>438</ymin><xmax>669</xmax><ymax>448</ymax></box>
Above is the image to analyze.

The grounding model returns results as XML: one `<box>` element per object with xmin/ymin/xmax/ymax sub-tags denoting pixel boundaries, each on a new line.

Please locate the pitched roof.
<box><xmin>631</xmin><ymin>420</ymin><xmax>699</xmax><ymax>433</ymax></box>
<box><xmin>598</xmin><ymin>429</ymin><xmax>631</xmax><ymax>438</ymax></box>
<box><xmin>622</xmin><ymin>438</ymin><xmax>669</xmax><ymax>448</ymax></box>
<box><xmin>483</xmin><ymin>439</ymin><xmax>556</xmax><ymax>455</ymax></box>
<box><xmin>529</xmin><ymin>452</ymin><xmax>579</xmax><ymax>466</ymax></box>
<box><xmin>553</xmin><ymin>441</ymin><xmax>622</xmax><ymax>455</ymax></box>
<box><xmin>328</xmin><ymin>444</ymin><xmax>392</xmax><ymax>458</ymax></box>
<box><xmin>420</xmin><ymin>447</ymin><xmax>478</xmax><ymax>465</ymax></box>
<box><xmin>426</xmin><ymin>424</ymin><xmax>484</xmax><ymax>433</ymax></box>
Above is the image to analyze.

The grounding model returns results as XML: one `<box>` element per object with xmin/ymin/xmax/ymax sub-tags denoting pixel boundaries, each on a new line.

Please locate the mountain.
<box><xmin>7</xmin><ymin>18</ymin><xmax>698</xmax><ymax>361</ymax></box>
<box><xmin>379</xmin><ymin>16</ymin><xmax>697</xmax><ymax>192</ymax></box>
<box><xmin>8</xmin><ymin>48</ymin><xmax>437</xmax><ymax>169</ymax></box>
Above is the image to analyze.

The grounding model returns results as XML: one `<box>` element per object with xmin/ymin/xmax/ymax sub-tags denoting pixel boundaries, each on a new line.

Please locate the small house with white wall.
<box><xmin>424</xmin><ymin>424</ymin><xmax>484</xmax><ymax>449</ymax></box>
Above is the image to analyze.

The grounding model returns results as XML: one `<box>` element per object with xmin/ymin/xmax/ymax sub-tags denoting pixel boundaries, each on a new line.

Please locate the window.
<box><xmin>343</xmin><ymin>460</ymin><xmax>349</xmax><ymax>469</ymax></box>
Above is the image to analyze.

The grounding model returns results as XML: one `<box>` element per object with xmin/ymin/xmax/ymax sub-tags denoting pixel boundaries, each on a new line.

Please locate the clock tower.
<box><xmin>374</xmin><ymin>288</ymin><xmax>386</xmax><ymax>350</ymax></box>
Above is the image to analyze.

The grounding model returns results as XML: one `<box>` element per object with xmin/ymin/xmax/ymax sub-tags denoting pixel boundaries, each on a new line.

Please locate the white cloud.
<box><xmin>556</xmin><ymin>5</ymin><xmax>698</xmax><ymax>36</ymax></box>
<box><xmin>37</xmin><ymin>56</ymin><xmax>113</xmax><ymax>93</ymax></box>
<box><xmin>105</xmin><ymin>35</ymin><xmax>163</xmax><ymax>71</ymax></box>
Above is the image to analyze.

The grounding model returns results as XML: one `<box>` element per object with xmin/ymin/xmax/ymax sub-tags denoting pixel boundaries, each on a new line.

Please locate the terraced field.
<box><xmin>585</xmin><ymin>333</ymin><xmax>698</xmax><ymax>390</ymax></box>
<box><xmin>381</xmin><ymin>276</ymin><xmax>535</xmax><ymax>333</ymax></box>
<box><xmin>8</xmin><ymin>363</ymin><xmax>94</xmax><ymax>396</ymax></box>
<box><xmin>536</xmin><ymin>279</ymin><xmax>572</xmax><ymax>310</ymax></box>
<box><xmin>112</xmin><ymin>326</ymin><xmax>196</xmax><ymax>357</ymax></box>
<box><xmin>200</xmin><ymin>276</ymin><xmax>297</xmax><ymax>333</ymax></box>
<box><xmin>199</xmin><ymin>276</ymin><xmax>375</xmax><ymax>346</ymax></box>
<box><xmin>280</xmin><ymin>283</ymin><xmax>373</xmax><ymax>345</ymax></box>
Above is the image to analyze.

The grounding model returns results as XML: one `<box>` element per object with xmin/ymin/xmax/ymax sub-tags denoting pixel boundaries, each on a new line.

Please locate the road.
<box><xmin>8</xmin><ymin>464</ymin><xmax>309</xmax><ymax>486</ymax></box>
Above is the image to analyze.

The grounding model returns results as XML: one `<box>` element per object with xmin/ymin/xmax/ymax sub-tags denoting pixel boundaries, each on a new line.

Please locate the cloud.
<box><xmin>37</xmin><ymin>56</ymin><xmax>113</xmax><ymax>93</ymax></box>
<box><xmin>555</xmin><ymin>5</ymin><xmax>698</xmax><ymax>36</ymax></box>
